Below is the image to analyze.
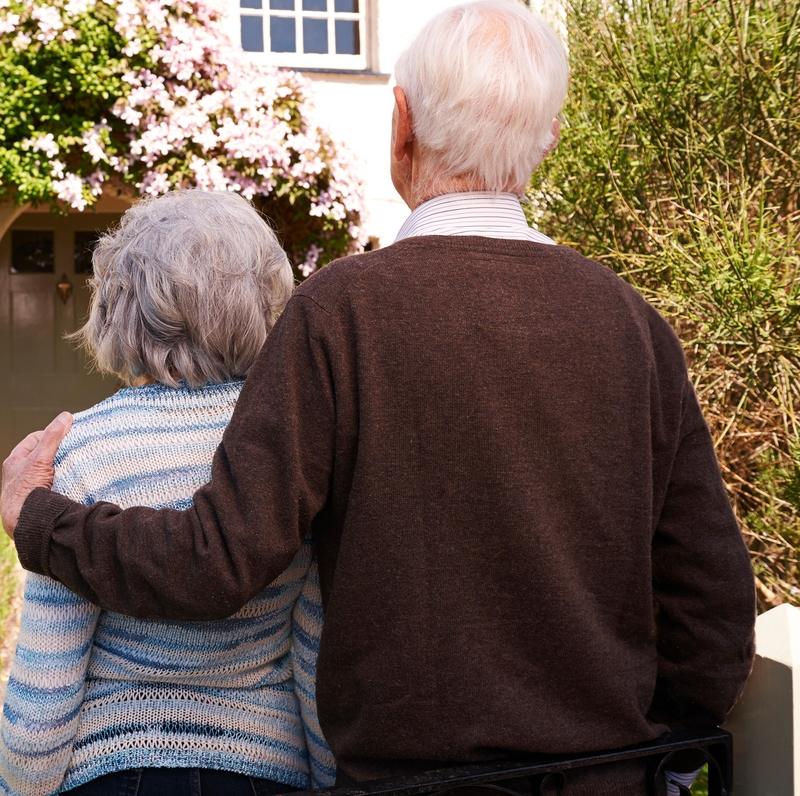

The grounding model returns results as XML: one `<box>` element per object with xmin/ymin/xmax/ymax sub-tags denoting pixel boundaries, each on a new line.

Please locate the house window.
<box><xmin>11</xmin><ymin>231</ymin><xmax>54</xmax><ymax>274</ymax></box>
<box><xmin>74</xmin><ymin>230</ymin><xmax>102</xmax><ymax>274</ymax></box>
<box><xmin>239</xmin><ymin>0</ymin><xmax>367</xmax><ymax>70</ymax></box>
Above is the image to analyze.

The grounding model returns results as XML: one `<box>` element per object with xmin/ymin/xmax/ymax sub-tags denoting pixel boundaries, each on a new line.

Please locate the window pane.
<box><xmin>241</xmin><ymin>15</ymin><xmax>264</xmax><ymax>51</ymax></box>
<box><xmin>270</xmin><ymin>15</ymin><xmax>296</xmax><ymax>52</ymax></box>
<box><xmin>335</xmin><ymin>18</ymin><xmax>359</xmax><ymax>54</ymax></box>
<box><xmin>11</xmin><ymin>230</ymin><xmax>54</xmax><ymax>274</ymax></box>
<box><xmin>74</xmin><ymin>231</ymin><xmax>101</xmax><ymax>274</ymax></box>
<box><xmin>303</xmin><ymin>17</ymin><xmax>328</xmax><ymax>53</ymax></box>
<box><xmin>269</xmin><ymin>0</ymin><xmax>294</xmax><ymax>8</ymax></box>
<box><xmin>240</xmin><ymin>0</ymin><xmax>262</xmax><ymax>7</ymax></box>
<box><xmin>334</xmin><ymin>0</ymin><xmax>358</xmax><ymax>11</ymax></box>
<box><xmin>302</xmin><ymin>0</ymin><xmax>326</xmax><ymax>9</ymax></box>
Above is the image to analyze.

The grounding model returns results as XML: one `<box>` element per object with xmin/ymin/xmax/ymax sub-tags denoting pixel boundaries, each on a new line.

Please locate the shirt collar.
<box><xmin>394</xmin><ymin>191</ymin><xmax>555</xmax><ymax>245</ymax></box>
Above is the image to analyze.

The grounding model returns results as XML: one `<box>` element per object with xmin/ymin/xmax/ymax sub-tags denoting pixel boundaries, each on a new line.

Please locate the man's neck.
<box><xmin>392</xmin><ymin>142</ymin><xmax>526</xmax><ymax>209</ymax></box>
<box><xmin>407</xmin><ymin>166</ymin><xmax>524</xmax><ymax>209</ymax></box>
<box><xmin>411</xmin><ymin>183</ymin><xmax>476</xmax><ymax>210</ymax></box>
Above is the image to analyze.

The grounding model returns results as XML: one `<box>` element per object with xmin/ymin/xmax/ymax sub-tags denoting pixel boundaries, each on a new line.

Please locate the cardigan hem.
<box><xmin>61</xmin><ymin>749</ymin><xmax>310</xmax><ymax>792</ymax></box>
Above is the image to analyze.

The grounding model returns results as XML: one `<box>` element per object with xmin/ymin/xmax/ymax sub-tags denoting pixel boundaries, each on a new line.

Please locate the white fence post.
<box><xmin>723</xmin><ymin>603</ymin><xmax>800</xmax><ymax>795</ymax></box>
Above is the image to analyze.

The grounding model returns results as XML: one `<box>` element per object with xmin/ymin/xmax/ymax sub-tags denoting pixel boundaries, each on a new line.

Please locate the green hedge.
<box><xmin>529</xmin><ymin>0</ymin><xmax>800</xmax><ymax>607</ymax></box>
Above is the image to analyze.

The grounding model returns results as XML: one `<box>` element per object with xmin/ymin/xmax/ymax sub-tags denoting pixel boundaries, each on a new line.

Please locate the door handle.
<box><xmin>56</xmin><ymin>273</ymin><xmax>73</xmax><ymax>304</ymax></box>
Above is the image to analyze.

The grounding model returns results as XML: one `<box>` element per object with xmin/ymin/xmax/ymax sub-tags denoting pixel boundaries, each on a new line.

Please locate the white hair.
<box><xmin>73</xmin><ymin>190</ymin><xmax>294</xmax><ymax>388</ymax></box>
<box><xmin>394</xmin><ymin>0</ymin><xmax>569</xmax><ymax>193</ymax></box>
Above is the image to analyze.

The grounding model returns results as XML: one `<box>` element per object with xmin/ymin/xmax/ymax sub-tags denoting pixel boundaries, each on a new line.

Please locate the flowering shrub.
<box><xmin>0</xmin><ymin>0</ymin><xmax>366</xmax><ymax>275</ymax></box>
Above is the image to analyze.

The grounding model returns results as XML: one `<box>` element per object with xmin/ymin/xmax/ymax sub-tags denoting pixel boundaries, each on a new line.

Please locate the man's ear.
<box><xmin>543</xmin><ymin>117</ymin><xmax>561</xmax><ymax>157</ymax></box>
<box><xmin>392</xmin><ymin>86</ymin><xmax>414</xmax><ymax>161</ymax></box>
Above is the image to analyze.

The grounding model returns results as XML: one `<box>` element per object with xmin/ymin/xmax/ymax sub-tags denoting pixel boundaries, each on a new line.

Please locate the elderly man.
<box><xmin>2</xmin><ymin>1</ymin><xmax>754</xmax><ymax>794</ymax></box>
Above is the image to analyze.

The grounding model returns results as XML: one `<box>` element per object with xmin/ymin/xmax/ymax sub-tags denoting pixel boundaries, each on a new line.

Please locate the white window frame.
<box><xmin>233</xmin><ymin>0</ymin><xmax>369</xmax><ymax>71</ymax></box>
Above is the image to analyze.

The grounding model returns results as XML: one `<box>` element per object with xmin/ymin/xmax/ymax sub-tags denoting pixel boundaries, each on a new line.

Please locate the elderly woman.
<box><xmin>0</xmin><ymin>190</ymin><xmax>334</xmax><ymax>796</ymax></box>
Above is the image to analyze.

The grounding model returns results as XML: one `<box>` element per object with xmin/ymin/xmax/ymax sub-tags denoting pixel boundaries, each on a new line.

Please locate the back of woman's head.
<box><xmin>74</xmin><ymin>190</ymin><xmax>294</xmax><ymax>388</ymax></box>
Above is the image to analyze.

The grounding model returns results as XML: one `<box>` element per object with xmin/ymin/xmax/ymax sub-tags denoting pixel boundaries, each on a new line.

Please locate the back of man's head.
<box><xmin>394</xmin><ymin>0</ymin><xmax>569</xmax><ymax>195</ymax></box>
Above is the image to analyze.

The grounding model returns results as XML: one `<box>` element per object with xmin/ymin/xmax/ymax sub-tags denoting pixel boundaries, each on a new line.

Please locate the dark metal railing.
<box><xmin>292</xmin><ymin>729</ymin><xmax>731</xmax><ymax>796</ymax></box>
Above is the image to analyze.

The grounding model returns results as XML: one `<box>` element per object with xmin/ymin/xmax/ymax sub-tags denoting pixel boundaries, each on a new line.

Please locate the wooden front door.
<box><xmin>0</xmin><ymin>212</ymin><xmax>123</xmax><ymax>458</ymax></box>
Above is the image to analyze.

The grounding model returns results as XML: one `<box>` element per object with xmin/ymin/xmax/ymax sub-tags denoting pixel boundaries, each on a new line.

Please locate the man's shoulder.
<box><xmin>545</xmin><ymin>244</ymin><xmax>644</xmax><ymax>299</ymax></box>
<box><xmin>294</xmin><ymin>238</ymin><xmax>591</xmax><ymax>307</ymax></box>
<box><xmin>292</xmin><ymin>239</ymin><xmax>680</xmax><ymax>354</ymax></box>
<box><xmin>514</xmin><ymin>243</ymin><xmax>687</xmax><ymax>371</ymax></box>
<box><xmin>293</xmin><ymin>243</ymin><xmax>411</xmax><ymax>311</ymax></box>
<box><xmin>545</xmin><ymin>245</ymin><xmax>681</xmax><ymax>341</ymax></box>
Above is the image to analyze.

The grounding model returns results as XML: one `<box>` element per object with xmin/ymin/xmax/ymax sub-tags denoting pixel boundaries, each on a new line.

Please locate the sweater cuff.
<box><xmin>15</xmin><ymin>487</ymin><xmax>73</xmax><ymax>577</ymax></box>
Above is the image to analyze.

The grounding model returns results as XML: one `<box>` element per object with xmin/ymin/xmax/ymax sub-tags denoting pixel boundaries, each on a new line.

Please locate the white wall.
<box><xmin>301</xmin><ymin>0</ymin><xmax>458</xmax><ymax>247</ymax></box>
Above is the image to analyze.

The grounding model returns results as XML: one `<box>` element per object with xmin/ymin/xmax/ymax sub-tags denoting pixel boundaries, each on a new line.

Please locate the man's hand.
<box><xmin>1</xmin><ymin>412</ymin><xmax>73</xmax><ymax>538</ymax></box>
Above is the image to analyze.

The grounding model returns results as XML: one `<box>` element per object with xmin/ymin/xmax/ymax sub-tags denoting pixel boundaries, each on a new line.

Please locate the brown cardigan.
<box><xmin>16</xmin><ymin>237</ymin><xmax>755</xmax><ymax>792</ymax></box>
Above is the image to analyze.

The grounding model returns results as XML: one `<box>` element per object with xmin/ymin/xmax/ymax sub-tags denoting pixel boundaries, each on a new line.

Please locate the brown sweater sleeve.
<box><xmin>14</xmin><ymin>294</ymin><xmax>337</xmax><ymax>620</ymax></box>
<box><xmin>649</xmin><ymin>380</ymin><xmax>756</xmax><ymax>729</ymax></box>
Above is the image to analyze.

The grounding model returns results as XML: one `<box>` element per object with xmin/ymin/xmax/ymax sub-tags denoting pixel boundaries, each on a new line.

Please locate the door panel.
<box><xmin>11</xmin><ymin>291</ymin><xmax>55</xmax><ymax>372</ymax></box>
<box><xmin>0</xmin><ymin>213</ymin><xmax>123</xmax><ymax>459</ymax></box>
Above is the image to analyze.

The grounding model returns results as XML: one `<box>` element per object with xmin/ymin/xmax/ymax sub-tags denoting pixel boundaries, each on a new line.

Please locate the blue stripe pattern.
<box><xmin>0</xmin><ymin>381</ymin><xmax>334</xmax><ymax>795</ymax></box>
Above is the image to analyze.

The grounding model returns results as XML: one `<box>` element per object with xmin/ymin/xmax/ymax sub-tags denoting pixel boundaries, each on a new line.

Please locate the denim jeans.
<box><xmin>65</xmin><ymin>768</ymin><xmax>302</xmax><ymax>796</ymax></box>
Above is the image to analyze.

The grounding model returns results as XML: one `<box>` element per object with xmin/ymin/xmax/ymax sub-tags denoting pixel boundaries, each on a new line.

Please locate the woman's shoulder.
<box><xmin>53</xmin><ymin>380</ymin><xmax>244</xmax><ymax>504</ymax></box>
<box><xmin>60</xmin><ymin>380</ymin><xmax>243</xmax><ymax>452</ymax></box>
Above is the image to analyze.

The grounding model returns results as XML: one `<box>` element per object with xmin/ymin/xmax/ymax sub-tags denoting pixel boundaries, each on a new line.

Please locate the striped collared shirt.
<box><xmin>394</xmin><ymin>191</ymin><xmax>555</xmax><ymax>244</ymax></box>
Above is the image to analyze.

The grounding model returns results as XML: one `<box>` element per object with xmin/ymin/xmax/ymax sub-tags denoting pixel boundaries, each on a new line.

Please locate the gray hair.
<box><xmin>394</xmin><ymin>0</ymin><xmax>569</xmax><ymax>194</ymax></box>
<box><xmin>73</xmin><ymin>190</ymin><xmax>294</xmax><ymax>388</ymax></box>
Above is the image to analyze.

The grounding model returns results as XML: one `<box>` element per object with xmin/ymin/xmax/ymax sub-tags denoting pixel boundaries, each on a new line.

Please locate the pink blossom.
<box><xmin>86</xmin><ymin>169</ymin><xmax>106</xmax><ymax>196</ymax></box>
<box><xmin>64</xmin><ymin>0</ymin><xmax>95</xmax><ymax>14</ymax></box>
<box><xmin>0</xmin><ymin>12</ymin><xmax>20</xmax><ymax>35</ymax></box>
<box><xmin>301</xmin><ymin>244</ymin><xmax>324</xmax><ymax>278</ymax></box>
<box><xmin>82</xmin><ymin>125</ymin><xmax>110</xmax><ymax>163</ymax></box>
<box><xmin>25</xmin><ymin>133</ymin><xmax>60</xmax><ymax>159</ymax></box>
<box><xmin>139</xmin><ymin>169</ymin><xmax>171</xmax><ymax>196</ymax></box>
<box><xmin>52</xmin><ymin>173</ymin><xmax>88</xmax><ymax>210</ymax></box>
<box><xmin>31</xmin><ymin>4</ymin><xmax>64</xmax><ymax>43</ymax></box>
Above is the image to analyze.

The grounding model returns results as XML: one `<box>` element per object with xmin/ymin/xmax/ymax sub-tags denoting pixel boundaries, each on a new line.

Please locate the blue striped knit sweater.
<box><xmin>0</xmin><ymin>381</ymin><xmax>335</xmax><ymax>795</ymax></box>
